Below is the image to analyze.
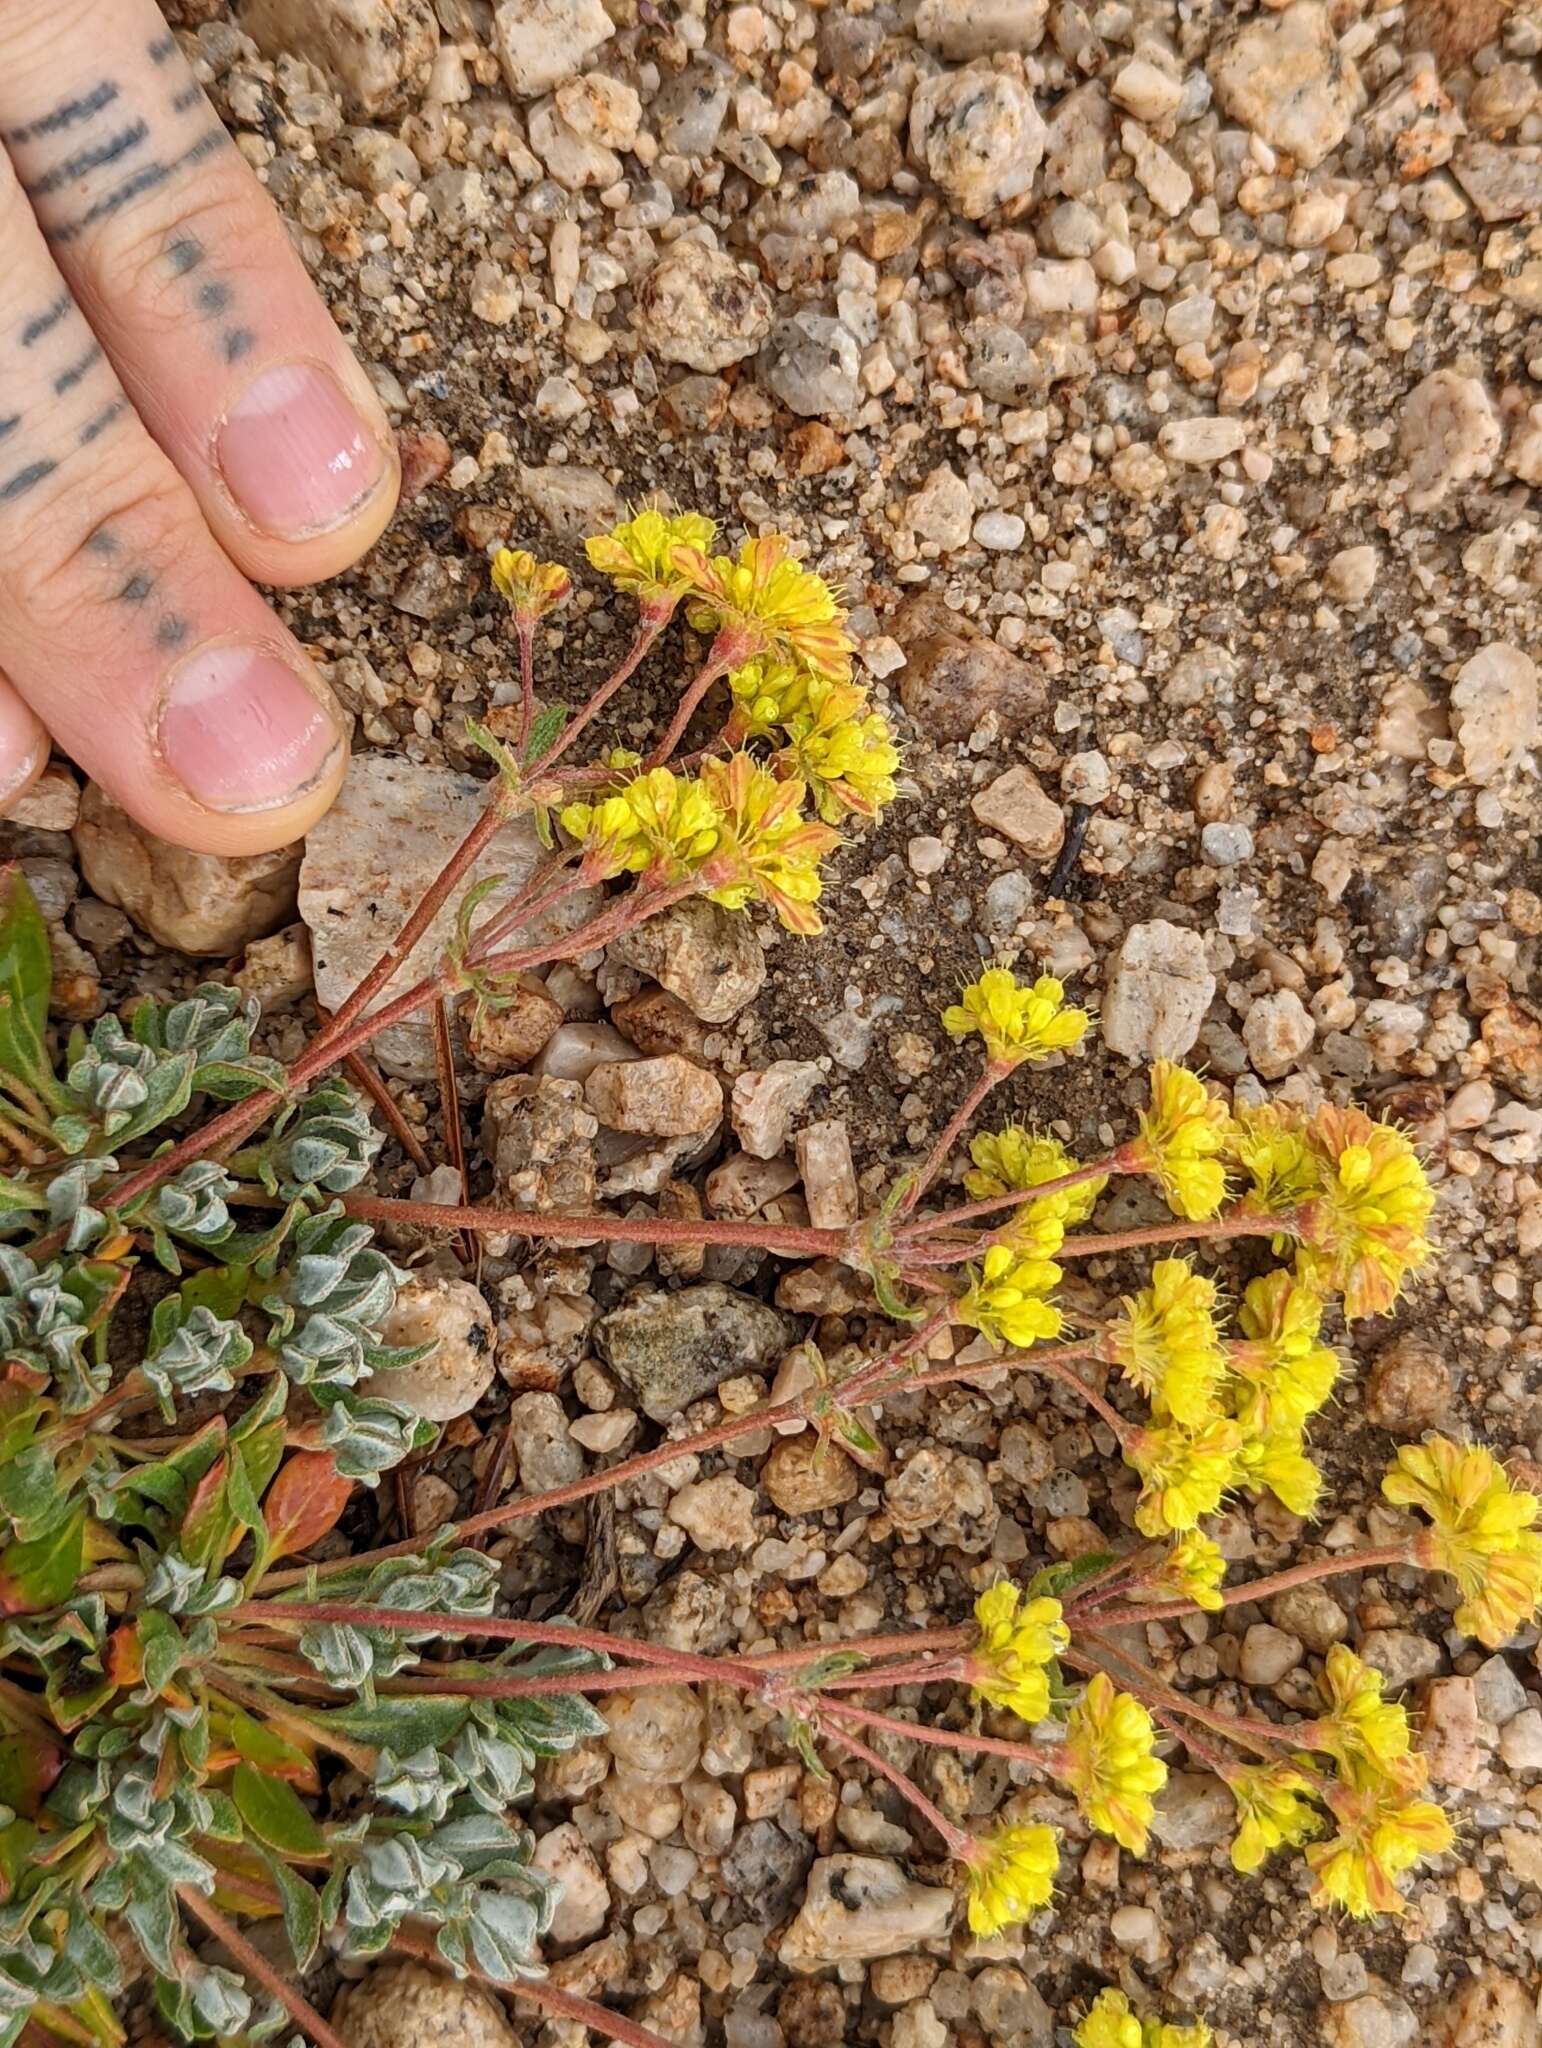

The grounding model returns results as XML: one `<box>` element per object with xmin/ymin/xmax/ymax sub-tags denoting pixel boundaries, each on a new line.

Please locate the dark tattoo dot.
<box><xmin>20</xmin><ymin>293</ymin><xmax>72</xmax><ymax>348</ymax></box>
<box><xmin>222</xmin><ymin>327</ymin><xmax>257</xmax><ymax>364</ymax></box>
<box><xmin>149</xmin><ymin>32</ymin><xmax>176</xmax><ymax>62</ymax></box>
<box><xmin>0</xmin><ymin>460</ymin><xmax>58</xmax><ymax>503</ymax></box>
<box><xmin>0</xmin><ymin>417</ymin><xmax>18</xmax><ymax>444</ymax></box>
<box><xmin>119</xmin><ymin>573</ymin><xmax>154</xmax><ymax>604</ymax></box>
<box><xmin>198</xmin><ymin>280</ymin><xmax>232</xmax><ymax>316</ymax></box>
<box><xmin>79</xmin><ymin>399</ymin><xmax>128</xmax><ymax>446</ymax></box>
<box><xmin>85</xmin><ymin>528</ymin><xmax>118</xmax><ymax>557</ymax></box>
<box><xmin>156</xmin><ymin>616</ymin><xmax>191</xmax><ymax>649</ymax></box>
<box><xmin>5</xmin><ymin>81</ymin><xmax>118</xmax><ymax>147</ymax></box>
<box><xmin>53</xmin><ymin>344</ymin><xmax>104</xmax><ymax>397</ymax></box>
<box><xmin>168</xmin><ymin>236</ymin><xmax>204</xmax><ymax>275</ymax></box>
<box><xmin>171</xmin><ymin>84</ymin><xmax>202</xmax><ymax>114</ymax></box>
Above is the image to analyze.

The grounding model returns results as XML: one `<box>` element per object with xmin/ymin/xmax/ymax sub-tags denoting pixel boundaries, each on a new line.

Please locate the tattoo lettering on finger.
<box><xmin>0</xmin><ymin>461</ymin><xmax>58</xmax><ymax>503</ymax></box>
<box><xmin>19</xmin><ymin>295</ymin><xmax>74</xmax><ymax>349</ymax></box>
<box><xmin>81</xmin><ymin>526</ymin><xmax>195</xmax><ymax>652</ymax></box>
<box><xmin>53</xmin><ymin>343</ymin><xmax>105</xmax><ymax>397</ymax></box>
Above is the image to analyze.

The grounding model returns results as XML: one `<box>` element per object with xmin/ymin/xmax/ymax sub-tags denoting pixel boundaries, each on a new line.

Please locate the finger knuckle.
<box><xmin>88</xmin><ymin>173</ymin><xmax>249</xmax><ymax>322</ymax></box>
<box><xmin>11</xmin><ymin>445</ymin><xmax>189</xmax><ymax>628</ymax></box>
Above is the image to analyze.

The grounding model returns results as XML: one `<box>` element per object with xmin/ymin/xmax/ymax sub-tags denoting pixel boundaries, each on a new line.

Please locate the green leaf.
<box><xmin>0</xmin><ymin>867</ymin><xmax>61</xmax><ymax>1110</ymax></box>
<box><xmin>1027</xmin><ymin>1550</ymin><xmax>1117</xmax><ymax>1601</ymax></box>
<box><xmin>102</xmin><ymin>1053</ymin><xmax>195</xmax><ymax>1146</ymax></box>
<box><xmin>0</xmin><ymin>1504</ymin><xmax>84</xmax><ymax>1616</ymax></box>
<box><xmin>263</xmin><ymin>1852</ymin><xmax>323</xmax><ymax>1970</ymax></box>
<box><xmin>190</xmin><ymin>1057</ymin><xmax>285</xmax><ymax>1103</ymax></box>
<box><xmin>0</xmin><ymin>1177</ymin><xmax>46</xmax><ymax>1217</ymax></box>
<box><xmin>230</xmin><ymin>1763</ymin><xmax>327</xmax><ymax>1862</ymax></box>
<box><xmin>0</xmin><ymin>1443</ymin><xmax>67</xmax><ymax>1544</ymax></box>
<box><xmin>323</xmin><ymin>1695</ymin><xmax>471</xmax><ymax>1753</ymax></box>
<box><xmin>522</xmin><ymin>703</ymin><xmax>567</xmax><ymax>766</ymax></box>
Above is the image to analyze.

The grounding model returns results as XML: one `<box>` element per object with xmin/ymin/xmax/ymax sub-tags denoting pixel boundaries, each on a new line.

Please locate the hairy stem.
<box><xmin>177</xmin><ymin>1886</ymin><xmax>346</xmax><ymax>2048</ymax></box>
<box><xmin>342</xmin><ymin>1192</ymin><xmax>847</xmax><ymax>1258</ymax></box>
<box><xmin>533</xmin><ymin>615</ymin><xmax>665</xmax><ymax>774</ymax></box>
<box><xmin>897</xmin><ymin>1154</ymin><xmax>1127</xmax><ymax>1240</ymax></box>
<box><xmin>1058</xmin><ymin>1210</ymin><xmax>1301</xmax><ymax>1260</ymax></box>
<box><xmin>821</xmin><ymin>1696</ymin><xmax>1059</xmax><ymax>1771</ymax></box>
<box><xmin>899</xmin><ymin>1061</ymin><xmax>1004</xmax><ymax>1217</ymax></box>
<box><xmin>1088</xmin><ymin>1541</ymin><xmax>1413</xmax><ymax>1628</ymax></box>
<box><xmin>816</xmin><ymin>1712</ymin><xmax>974</xmax><ymax>1859</ymax></box>
<box><xmin>390</xmin><ymin>1928</ymin><xmax>674</xmax><ymax>2048</ymax></box>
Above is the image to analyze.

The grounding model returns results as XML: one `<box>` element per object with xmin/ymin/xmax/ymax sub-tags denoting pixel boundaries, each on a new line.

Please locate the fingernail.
<box><xmin>217</xmin><ymin>361</ymin><xmax>387</xmax><ymax>539</ymax></box>
<box><xmin>158</xmin><ymin>642</ymin><xmax>342</xmax><ymax>811</ymax></box>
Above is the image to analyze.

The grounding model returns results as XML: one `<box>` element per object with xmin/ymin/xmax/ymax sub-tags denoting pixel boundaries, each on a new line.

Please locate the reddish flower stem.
<box><xmin>177</xmin><ymin>1886</ymin><xmax>346</xmax><ymax>2048</ymax></box>
<box><xmin>1087</xmin><ymin>1542</ymin><xmax>1413</xmax><ymax>1628</ymax></box>
<box><xmin>899</xmin><ymin>1060</ymin><xmax>1004</xmax><ymax>1217</ymax></box>
<box><xmin>1056</xmin><ymin>1211</ymin><xmax>1301</xmax><ymax>1260</ymax></box>
<box><xmin>816</xmin><ymin>1711</ymin><xmax>974</xmax><ymax>1858</ymax></box>
<box><xmin>533</xmin><ymin>615</ymin><xmax>665</xmax><ymax>774</ymax></box>
<box><xmin>821</xmin><ymin>1697</ymin><xmax>1059</xmax><ymax>1771</ymax></box>
<box><xmin>896</xmin><ymin>1155</ymin><xmax>1127</xmax><ymax>1241</ymax></box>
<box><xmin>643</xmin><ymin>632</ymin><xmax>750</xmax><ymax>767</ymax></box>
<box><xmin>341</xmin><ymin>1192</ymin><xmax>847</xmax><ymax>1258</ymax></box>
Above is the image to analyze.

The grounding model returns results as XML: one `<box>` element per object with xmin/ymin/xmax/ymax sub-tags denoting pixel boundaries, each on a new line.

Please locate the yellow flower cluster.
<box><xmin>956</xmin><ymin>1244</ymin><xmax>1064</xmax><ymax>1351</ymax></box>
<box><xmin>490</xmin><ymin>547</ymin><xmax>571</xmax><ymax>620</ymax></box>
<box><xmin>676</xmin><ymin>531</ymin><xmax>855</xmax><ymax>679</ymax></box>
<box><xmin>1228</xmin><ymin>1269</ymin><xmax>1341</xmax><ymax>1437</ymax></box>
<box><xmin>1381</xmin><ymin>1436</ymin><xmax>1542</xmax><ymax>1648</ymax></box>
<box><xmin>1230</xmin><ymin>1102</ymin><xmax>1434</xmax><ymax>1318</ymax></box>
<box><xmin>776</xmin><ymin>676</ymin><xmax>901</xmax><ymax>825</ymax></box>
<box><xmin>969</xmin><ymin>1582</ymin><xmax>1068</xmax><ymax>1724</ymax></box>
<box><xmin>942</xmin><ymin>969</ymin><xmax>1091</xmax><ymax>1071</ymax></box>
<box><xmin>1130</xmin><ymin>1062</ymin><xmax>1230</xmax><ymax>1220</ymax></box>
<box><xmin>1288</xmin><ymin>1648</ymin><xmax>1454</xmax><ymax>1918</ymax></box>
<box><xmin>1128</xmin><ymin>1416</ymin><xmax>1243</xmax><ymax>1538</ymax></box>
<box><xmin>1076</xmin><ymin>1989</ymin><xmax>1212</xmax><ymax>2048</ymax></box>
<box><xmin>963</xmin><ymin>1822</ymin><xmax>1060</xmax><ymax>1936</ymax></box>
<box><xmin>1153</xmin><ymin>1529</ymin><xmax>1227</xmax><ymax>1611</ymax></box>
<box><xmin>1111</xmin><ymin>1258</ymin><xmax>1227</xmax><ymax>1428</ymax></box>
<box><xmin>559</xmin><ymin>754</ymin><xmax>839</xmax><ymax>934</ymax></box>
<box><xmin>1060</xmin><ymin>1672</ymin><xmax>1166</xmax><ymax>1855</ymax></box>
<box><xmin>584</xmin><ymin>508</ymin><xmax>716</xmax><ymax>614</ymax></box>
<box><xmin>1226</xmin><ymin>1761</ymin><xmax>1323</xmax><ymax>1872</ymax></box>
<box><xmin>964</xmin><ymin>1128</ymin><xmax>1106</xmax><ymax>1259</ymax></box>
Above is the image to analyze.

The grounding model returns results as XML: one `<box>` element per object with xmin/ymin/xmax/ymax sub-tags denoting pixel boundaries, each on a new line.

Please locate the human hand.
<box><xmin>0</xmin><ymin>0</ymin><xmax>399</xmax><ymax>853</ymax></box>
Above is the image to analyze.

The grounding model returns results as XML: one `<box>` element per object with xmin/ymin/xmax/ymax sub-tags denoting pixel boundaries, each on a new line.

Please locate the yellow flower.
<box><xmin>1381</xmin><ymin>1436</ymin><xmax>1542</xmax><ymax>1649</ymax></box>
<box><xmin>1306</xmin><ymin>1647</ymin><xmax>1413</xmax><ymax>1778</ymax></box>
<box><xmin>1226</xmin><ymin>1762</ymin><xmax>1324</xmax><ymax>1872</ymax></box>
<box><xmin>1305</xmin><ymin>1769</ymin><xmax>1453</xmax><ymax>1918</ymax></box>
<box><xmin>1294</xmin><ymin>1106</ymin><xmax>1435</xmax><ymax>1318</ymax></box>
<box><xmin>1235</xmin><ymin>1422</ymin><xmax>1323</xmax><ymax>1520</ymax></box>
<box><xmin>699</xmin><ymin>753</ymin><xmax>840</xmax><ymax>936</ymax></box>
<box><xmin>1061</xmin><ymin>1672</ymin><xmax>1167</xmax><ymax>1856</ymax></box>
<box><xmin>1153</xmin><ymin>1530</ymin><xmax>1227</xmax><ymax>1612</ymax></box>
<box><xmin>1129</xmin><ymin>1419</ymin><xmax>1242</xmax><ymax>1537</ymax></box>
<box><xmin>1128</xmin><ymin>1062</ymin><xmax>1230</xmax><ymax>1220</ymax></box>
<box><xmin>965</xmin><ymin>1128</ymin><xmax>1106</xmax><ymax>1258</ymax></box>
<box><xmin>1076</xmin><ymin>1990</ymin><xmax>1144</xmax><ymax>2048</ymax></box>
<box><xmin>957</xmin><ymin>1244</ymin><xmax>1064</xmax><ymax>1351</ymax></box>
<box><xmin>969</xmin><ymin>1582</ymin><xmax>1069</xmax><ymax>1724</ymax></box>
<box><xmin>490</xmin><ymin>547</ymin><xmax>571</xmax><ymax>619</ymax></box>
<box><xmin>1228</xmin><ymin>1269</ymin><xmax>1340</xmax><ymax>1435</ymax></box>
<box><xmin>675</xmin><ymin>532</ymin><xmax>853</xmax><ymax>678</ymax></box>
<box><xmin>1076</xmin><ymin>1991</ymin><xmax>1212</xmax><ymax>2048</ymax></box>
<box><xmin>777</xmin><ymin>678</ymin><xmax>900</xmax><ymax>824</ymax></box>
<box><xmin>559</xmin><ymin>766</ymin><xmax>722</xmax><ymax>883</ymax></box>
<box><xmin>584</xmin><ymin>508</ymin><xmax>716</xmax><ymax>614</ymax></box>
<box><xmin>963</xmin><ymin>1823</ymin><xmax>1059</xmax><ymax>1936</ymax></box>
<box><xmin>941</xmin><ymin>969</ymin><xmax>1091</xmax><ymax>1070</ymax></box>
<box><xmin>1109</xmin><ymin>1257</ymin><xmax>1228</xmax><ymax>1429</ymax></box>
<box><xmin>725</xmin><ymin>655</ymin><xmax>814</xmax><ymax>740</ymax></box>
<box><xmin>1227</xmin><ymin>1100</ymin><xmax>1319</xmax><ymax>1219</ymax></box>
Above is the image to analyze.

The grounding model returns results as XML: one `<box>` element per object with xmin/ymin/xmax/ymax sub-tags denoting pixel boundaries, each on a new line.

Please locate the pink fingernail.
<box><xmin>158</xmin><ymin>643</ymin><xmax>342</xmax><ymax>811</ymax></box>
<box><xmin>217</xmin><ymin>361</ymin><xmax>386</xmax><ymax>538</ymax></box>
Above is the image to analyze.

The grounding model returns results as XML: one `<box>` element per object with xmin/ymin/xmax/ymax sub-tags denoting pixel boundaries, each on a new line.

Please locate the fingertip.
<box><xmin>0</xmin><ymin>682</ymin><xmax>50</xmax><ymax>818</ymax></box>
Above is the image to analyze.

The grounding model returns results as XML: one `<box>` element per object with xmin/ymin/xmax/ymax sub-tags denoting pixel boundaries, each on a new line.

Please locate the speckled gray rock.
<box><xmin>908</xmin><ymin>68</ymin><xmax>1045</xmax><ymax>219</ymax></box>
<box><xmin>595</xmin><ymin>1283</ymin><xmax>795</xmax><ymax>1421</ymax></box>
<box><xmin>779</xmin><ymin>1856</ymin><xmax>954</xmax><ymax>1972</ymax></box>
<box><xmin>331</xmin><ymin>1960</ymin><xmax>515</xmax><ymax>2048</ymax></box>
<box><xmin>608</xmin><ymin>898</ymin><xmax>765</xmax><ymax>1022</ymax></box>
<box><xmin>760</xmin><ymin>312</ymin><xmax>861</xmax><ymax>418</ymax></box>
<box><xmin>915</xmin><ymin>0</ymin><xmax>1046</xmax><ymax>59</ymax></box>
<box><xmin>631</xmin><ymin>239</ymin><xmax>772</xmax><ymax>372</ymax></box>
<box><xmin>1208</xmin><ymin>2</ymin><xmax>1361</xmax><ymax>171</ymax></box>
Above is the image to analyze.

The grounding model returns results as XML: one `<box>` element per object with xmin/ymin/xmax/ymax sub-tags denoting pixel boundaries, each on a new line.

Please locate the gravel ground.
<box><xmin>5</xmin><ymin>1</ymin><xmax>1542</xmax><ymax>2044</ymax></box>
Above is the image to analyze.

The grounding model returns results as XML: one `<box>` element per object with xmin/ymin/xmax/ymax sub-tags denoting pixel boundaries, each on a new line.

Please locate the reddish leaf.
<box><xmin>262</xmin><ymin>1451</ymin><xmax>354</xmax><ymax>1563</ymax></box>
<box><xmin>105</xmin><ymin>1625</ymin><xmax>143</xmax><ymax>1689</ymax></box>
<box><xmin>180</xmin><ymin>1453</ymin><xmax>232</xmax><ymax>1568</ymax></box>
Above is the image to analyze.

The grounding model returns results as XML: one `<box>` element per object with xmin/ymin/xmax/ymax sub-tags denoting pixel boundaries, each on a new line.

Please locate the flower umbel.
<box><xmin>964</xmin><ymin>1127</ymin><xmax>1106</xmax><ymax>1258</ymax></box>
<box><xmin>1381</xmin><ymin>1435</ymin><xmax>1542</xmax><ymax>1648</ymax></box>
<box><xmin>675</xmin><ymin>532</ymin><xmax>853</xmax><ymax>677</ymax></box>
<box><xmin>584</xmin><ymin>508</ymin><xmax>716</xmax><ymax>615</ymax></box>
<box><xmin>1129</xmin><ymin>1418</ymin><xmax>1242</xmax><ymax>1537</ymax></box>
<box><xmin>1294</xmin><ymin>1105</ymin><xmax>1435</xmax><ymax>1318</ymax></box>
<box><xmin>1153</xmin><ymin>1530</ymin><xmax>1227</xmax><ymax>1611</ymax></box>
<box><xmin>941</xmin><ymin>969</ymin><xmax>1091</xmax><ymax>1071</ymax></box>
<box><xmin>1228</xmin><ymin>1268</ymin><xmax>1340</xmax><ymax>1436</ymax></box>
<box><xmin>956</xmin><ymin>1244</ymin><xmax>1064</xmax><ymax>1351</ymax></box>
<box><xmin>1109</xmin><ymin>1256</ymin><xmax>1227</xmax><ymax>1428</ymax></box>
<box><xmin>1226</xmin><ymin>1762</ymin><xmax>1324</xmax><ymax>1872</ymax></box>
<box><xmin>1129</xmin><ymin>1061</ymin><xmax>1230</xmax><ymax>1220</ymax></box>
<box><xmin>559</xmin><ymin>766</ymin><xmax>722</xmax><ymax>883</ymax></box>
<box><xmin>1306</xmin><ymin>1646</ymin><xmax>1413</xmax><ymax>1778</ymax></box>
<box><xmin>1060</xmin><ymin>1672</ymin><xmax>1167</xmax><ymax>1856</ymax></box>
<box><xmin>963</xmin><ymin>1823</ymin><xmax>1060</xmax><ymax>1935</ymax></box>
<box><xmin>776</xmin><ymin>678</ymin><xmax>900</xmax><ymax>824</ymax></box>
<box><xmin>1076</xmin><ymin>1990</ymin><xmax>1213</xmax><ymax>2048</ymax></box>
<box><xmin>969</xmin><ymin>1582</ymin><xmax>1069</xmax><ymax>1725</ymax></box>
<box><xmin>1305</xmin><ymin>1769</ymin><xmax>1453</xmax><ymax>1918</ymax></box>
<box><xmin>489</xmin><ymin>547</ymin><xmax>571</xmax><ymax>621</ymax></box>
<box><xmin>699</xmin><ymin>753</ymin><xmax>840</xmax><ymax>936</ymax></box>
